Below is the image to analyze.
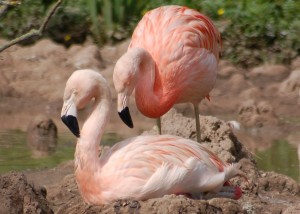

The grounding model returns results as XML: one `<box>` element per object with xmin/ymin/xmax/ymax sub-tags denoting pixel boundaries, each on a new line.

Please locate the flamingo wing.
<box><xmin>129</xmin><ymin>6</ymin><xmax>221</xmax><ymax>103</ymax></box>
<box><xmin>99</xmin><ymin>135</ymin><xmax>234</xmax><ymax>201</ymax></box>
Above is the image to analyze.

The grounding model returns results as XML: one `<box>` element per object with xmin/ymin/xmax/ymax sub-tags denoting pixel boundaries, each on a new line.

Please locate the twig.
<box><xmin>0</xmin><ymin>0</ymin><xmax>63</xmax><ymax>53</ymax></box>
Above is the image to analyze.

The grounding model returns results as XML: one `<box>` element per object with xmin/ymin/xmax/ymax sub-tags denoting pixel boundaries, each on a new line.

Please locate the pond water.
<box><xmin>0</xmin><ymin>130</ymin><xmax>120</xmax><ymax>174</ymax></box>
<box><xmin>255</xmin><ymin>140</ymin><xmax>300</xmax><ymax>182</ymax></box>
<box><xmin>0</xmin><ymin>130</ymin><xmax>299</xmax><ymax>182</ymax></box>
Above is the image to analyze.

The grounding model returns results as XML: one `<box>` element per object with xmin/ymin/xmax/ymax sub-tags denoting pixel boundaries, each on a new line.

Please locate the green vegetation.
<box><xmin>86</xmin><ymin>0</ymin><xmax>148</xmax><ymax>44</ymax></box>
<box><xmin>0</xmin><ymin>0</ymin><xmax>299</xmax><ymax>66</ymax></box>
<box><xmin>217</xmin><ymin>0</ymin><xmax>300</xmax><ymax>67</ymax></box>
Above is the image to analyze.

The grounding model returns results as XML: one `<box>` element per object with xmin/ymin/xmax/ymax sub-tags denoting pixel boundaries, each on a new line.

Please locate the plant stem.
<box><xmin>0</xmin><ymin>0</ymin><xmax>63</xmax><ymax>53</ymax></box>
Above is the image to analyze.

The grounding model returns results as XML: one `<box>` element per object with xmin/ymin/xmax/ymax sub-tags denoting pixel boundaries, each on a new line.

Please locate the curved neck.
<box><xmin>75</xmin><ymin>83</ymin><xmax>111</xmax><ymax>172</ymax></box>
<box><xmin>132</xmin><ymin>48</ymin><xmax>177</xmax><ymax>118</ymax></box>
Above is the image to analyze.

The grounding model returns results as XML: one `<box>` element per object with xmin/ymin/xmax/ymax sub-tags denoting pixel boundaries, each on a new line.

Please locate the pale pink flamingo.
<box><xmin>61</xmin><ymin>69</ymin><xmax>243</xmax><ymax>205</ymax></box>
<box><xmin>113</xmin><ymin>5</ymin><xmax>221</xmax><ymax>142</ymax></box>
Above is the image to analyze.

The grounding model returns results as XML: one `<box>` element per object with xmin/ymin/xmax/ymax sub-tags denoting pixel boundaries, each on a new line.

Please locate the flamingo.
<box><xmin>61</xmin><ymin>69</ymin><xmax>243</xmax><ymax>205</ymax></box>
<box><xmin>113</xmin><ymin>5</ymin><xmax>221</xmax><ymax>142</ymax></box>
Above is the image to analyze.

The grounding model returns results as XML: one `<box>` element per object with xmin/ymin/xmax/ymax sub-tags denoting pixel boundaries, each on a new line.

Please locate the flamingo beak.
<box><xmin>117</xmin><ymin>93</ymin><xmax>134</xmax><ymax>128</ymax></box>
<box><xmin>61</xmin><ymin>99</ymin><xmax>80</xmax><ymax>138</ymax></box>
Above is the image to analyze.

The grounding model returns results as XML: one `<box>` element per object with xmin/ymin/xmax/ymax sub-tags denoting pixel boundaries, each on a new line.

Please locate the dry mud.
<box><xmin>0</xmin><ymin>39</ymin><xmax>300</xmax><ymax>213</ymax></box>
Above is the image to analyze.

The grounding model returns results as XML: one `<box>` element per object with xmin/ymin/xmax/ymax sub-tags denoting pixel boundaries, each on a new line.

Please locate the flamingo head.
<box><xmin>113</xmin><ymin>50</ymin><xmax>141</xmax><ymax>128</ymax></box>
<box><xmin>61</xmin><ymin>69</ymin><xmax>106</xmax><ymax>137</ymax></box>
<box><xmin>61</xmin><ymin>92</ymin><xmax>80</xmax><ymax>138</ymax></box>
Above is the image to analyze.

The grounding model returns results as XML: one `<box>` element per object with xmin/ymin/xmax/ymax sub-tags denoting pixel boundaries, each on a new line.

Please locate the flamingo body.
<box><xmin>131</xmin><ymin>6</ymin><xmax>220</xmax><ymax>112</ymax></box>
<box><xmin>61</xmin><ymin>69</ymin><xmax>242</xmax><ymax>205</ymax></box>
<box><xmin>113</xmin><ymin>6</ymin><xmax>221</xmax><ymax>141</ymax></box>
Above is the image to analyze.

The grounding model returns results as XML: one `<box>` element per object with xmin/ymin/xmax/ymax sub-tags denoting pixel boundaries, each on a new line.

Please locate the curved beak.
<box><xmin>117</xmin><ymin>93</ymin><xmax>133</xmax><ymax>128</ymax></box>
<box><xmin>61</xmin><ymin>98</ymin><xmax>80</xmax><ymax>138</ymax></box>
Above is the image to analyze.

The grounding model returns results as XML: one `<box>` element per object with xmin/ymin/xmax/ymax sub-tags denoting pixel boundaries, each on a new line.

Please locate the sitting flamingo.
<box><xmin>61</xmin><ymin>69</ymin><xmax>243</xmax><ymax>205</ymax></box>
<box><xmin>113</xmin><ymin>5</ymin><xmax>222</xmax><ymax>142</ymax></box>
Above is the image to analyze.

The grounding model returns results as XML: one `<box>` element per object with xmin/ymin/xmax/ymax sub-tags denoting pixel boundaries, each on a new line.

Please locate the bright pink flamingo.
<box><xmin>61</xmin><ymin>69</ymin><xmax>243</xmax><ymax>205</ymax></box>
<box><xmin>113</xmin><ymin>5</ymin><xmax>221</xmax><ymax>142</ymax></box>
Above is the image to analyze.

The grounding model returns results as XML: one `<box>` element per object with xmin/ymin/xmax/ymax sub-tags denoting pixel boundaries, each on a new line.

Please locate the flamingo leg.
<box><xmin>156</xmin><ymin>117</ymin><xmax>162</xmax><ymax>134</ymax></box>
<box><xmin>191</xmin><ymin>186</ymin><xmax>242</xmax><ymax>200</ymax></box>
<box><xmin>193</xmin><ymin>103</ymin><xmax>201</xmax><ymax>143</ymax></box>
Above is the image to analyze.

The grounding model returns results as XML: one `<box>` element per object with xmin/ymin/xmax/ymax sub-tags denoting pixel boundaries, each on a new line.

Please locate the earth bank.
<box><xmin>0</xmin><ymin>39</ymin><xmax>300</xmax><ymax>213</ymax></box>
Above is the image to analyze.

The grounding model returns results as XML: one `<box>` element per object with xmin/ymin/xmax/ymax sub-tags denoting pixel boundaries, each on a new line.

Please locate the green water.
<box><xmin>255</xmin><ymin>140</ymin><xmax>300</xmax><ymax>182</ymax></box>
<box><xmin>0</xmin><ymin>130</ymin><xmax>120</xmax><ymax>174</ymax></box>
<box><xmin>0</xmin><ymin>130</ymin><xmax>299</xmax><ymax>182</ymax></box>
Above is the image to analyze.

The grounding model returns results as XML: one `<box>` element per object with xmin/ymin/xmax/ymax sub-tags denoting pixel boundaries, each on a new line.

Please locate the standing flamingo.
<box><xmin>61</xmin><ymin>69</ymin><xmax>243</xmax><ymax>205</ymax></box>
<box><xmin>113</xmin><ymin>5</ymin><xmax>221</xmax><ymax>142</ymax></box>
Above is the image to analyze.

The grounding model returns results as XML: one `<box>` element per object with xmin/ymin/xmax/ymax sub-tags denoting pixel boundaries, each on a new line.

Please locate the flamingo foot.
<box><xmin>177</xmin><ymin>186</ymin><xmax>242</xmax><ymax>200</ymax></box>
<box><xmin>201</xmin><ymin>186</ymin><xmax>242</xmax><ymax>200</ymax></box>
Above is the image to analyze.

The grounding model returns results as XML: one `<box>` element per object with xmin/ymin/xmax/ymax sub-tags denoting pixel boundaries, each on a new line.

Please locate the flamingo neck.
<box><xmin>75</xmin><ymin>84</ymin><xmax>111</xmax><ymax>172</ymax></box>
<box><xmin>132</xmin><ymin>48</ymin><xmax>177</xmax><ymax>118</ymax></box>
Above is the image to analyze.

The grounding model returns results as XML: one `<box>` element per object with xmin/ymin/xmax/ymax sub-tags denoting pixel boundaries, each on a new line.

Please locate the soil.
<box><xmin>0</xmin><ymin>38</ymin><xmax>300</xmax><ymax>213</ymax></box>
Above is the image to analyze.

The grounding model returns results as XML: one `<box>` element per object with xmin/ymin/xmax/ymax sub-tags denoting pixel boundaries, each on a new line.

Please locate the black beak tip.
<box><xmin>61</xmin><ymin>115</ymin><xmax>80</xmax><ymax>138</ymax></box>
<box><xmin>118</xmin><ymin>106</ymin><xmax>134</xmax><ymax>128</ymax></box>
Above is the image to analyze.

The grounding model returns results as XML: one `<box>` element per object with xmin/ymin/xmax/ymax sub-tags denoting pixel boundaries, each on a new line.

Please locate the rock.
<box><xmin>238</xmin><ymin>99</ymin><xmax>279</xmax><ymax>128</ymax></box>
<box><xmin>239</xmin><ymin>87</ymin><xmax>261</xmax><ymax>100</ymax></box>
<box><xmin>287</xmin><ymin>132</ymin><xmax>300</xmax><ymax>146</ymax></box>
<box><xmin>257</xmin><ymin>101</ymin><xmax>277</xmax><ymax>119</ymax></box>
<box><xmin>0</xmin><ymin>172</ymin><xmax>53</xmax><ymax>214</ymax></box>
<box><xmin>291</xmin><ymin>56</ymin><xmax>300</xmax><ymax>70</ymax></box>
<box><xmin>218</xmin><ymin>60</ymin><xmax>233</xmax><ymax>72</ymax></box>
<box><xmin>100</xmin><ymin>39</ymin><xmax>130</xmax><ymax>64</ymax></box>
<box><xmin>248</xmin><ymin>64</ymin><xmax>290</xmax><ymax>87</ymax></box>
<box><xmin>235</xmin><ymin>99</ymin><xmax>283</xmax><ymax>152</ymax></box>
<box><xmin>47</xmin><ymin>174</ymin><xmax>83</xmax><ymax>213</ymax></box>
<box><xmin>218</xmin><ymin>63</ymin><xmax>240</xmax><ymax>79</ymax></box>
<box><xmin>258</xmin><ymin>171</ymin><xmax>300</xmax><ymax>194</ymax></box>
<box><xmin>282</xmin><ymin>204</ymin><xmax>300</xmax><ymax>214</ymax></box>
<box><xmin>214</xmin><ymin>71</ymin><xmax>252</xmax><ymax>100</ymax></box>
<box><xmin>67</xmin><ymin>44</ymin><xmax>105</xmax><ymax>70</ymax></box>
<box><xmin>227</xmin><ymin>73</ymin><xmax>250</xmax><ymax>92</ymax></box>
<box><xmin>279</xmin><ymin>69</ymin><xmax>300</xmax><ymax>94</ymax></box>
<box><xmin>25</xmin><ymin>39</ymin><xmax>66</xmax><ymax>59</ymax></box>
<box><xmin>26</xmin><ymin>115</ymin><xmax>57</xmax><ymax>157</ymax></box>
<box><xmin>0</xmin><ymin>72</ymin><xmax>18</xmax><ymax>97</ymax></box>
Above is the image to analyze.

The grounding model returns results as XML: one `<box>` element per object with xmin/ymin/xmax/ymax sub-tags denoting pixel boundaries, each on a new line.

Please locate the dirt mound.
<box><xmin>0</xmin><ymin>172</ymin><xmax>53</xmax><ymax>214</ymax></box>
<box><xmin>145</xmin><ymin>109</ymin><xmax>251</xmax><ymax>163</ymax></box>
<box><xmin>0</xmin><ymin>111</ymin><xmax>299</xmax><ymax>213</ymax></box>
<box><xmin>1</xmin><ymin>38</ymin><xmax>300</xmax><ymax>213</ymax></box>
<box><xmin>48</xmin><ymin>175</ymin><xmax>245</xmax><ymax>213</ymax></box>
<box><xmin>16</xmin><ymin>112</ymin><xmax>300</xmax><ymax>213</ymax></box>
